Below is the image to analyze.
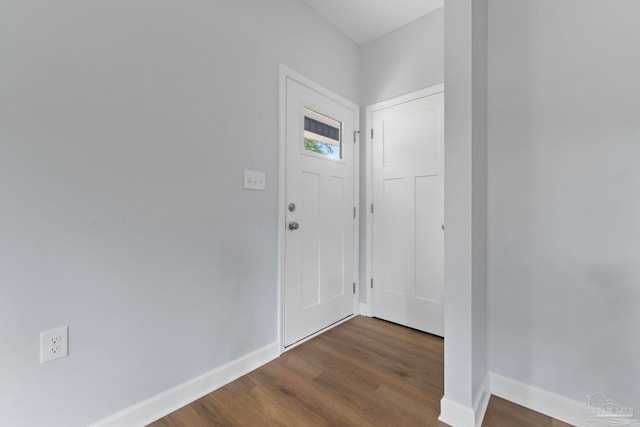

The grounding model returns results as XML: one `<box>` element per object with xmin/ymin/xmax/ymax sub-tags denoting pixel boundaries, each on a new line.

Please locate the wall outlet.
<box><xmin>40</xmin><ymin>326</ymin><xmax>68</xmax><ymax>363</ymax></box>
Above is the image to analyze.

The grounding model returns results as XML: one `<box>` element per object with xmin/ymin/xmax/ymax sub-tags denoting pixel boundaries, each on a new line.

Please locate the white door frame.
<box><xmin>278</xmin><ymin>65</ymin><xmax>360</xmax><ymax>352</ymax></box>
<box><xmin>365</xmin><ymin>83</ymin><xmax>445</xmax><ymax>317</ymax></box>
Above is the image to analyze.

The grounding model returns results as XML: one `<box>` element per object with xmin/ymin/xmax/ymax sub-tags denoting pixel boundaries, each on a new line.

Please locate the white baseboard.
<box><xmin>438</xmin><ymin>373</ymin><xmax>491</xmax><ymax>427</ymax></box>
<box><xmin>473</xmin><ymin>374</ymin><xmax>491</xmax><ymax>427</ymax></box>
<box><xmin>490</xmin><ymin>373</ymin><xmax>591</xmax><ymax>427</ymax></box>
<box><xmin>439</xmin><ymin>397</ymin><xmax>477</xmax><ymax>427</ymax></box>
<box><xmin>89</xmin><ymin>341</ymin><xmax>280</xmax><ymax>427</ymax></box>
<box><xmin>440</xmin><ymin>371</ymin><xmax>594</xmax><ymax>427</ymax></box>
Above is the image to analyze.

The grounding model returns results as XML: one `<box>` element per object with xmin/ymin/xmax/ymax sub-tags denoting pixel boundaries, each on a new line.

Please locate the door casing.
<box><xmin>278</xmin><ymin>65</ymin><xmax>360</xmax><ymax>352</ymax></box>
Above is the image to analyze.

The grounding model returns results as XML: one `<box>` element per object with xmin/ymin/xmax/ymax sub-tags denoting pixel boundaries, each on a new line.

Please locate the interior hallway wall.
<box><xmin>0</xmin><ymin>1</ymin><xmax>358</xmax><ymax>426</ymax></box>
<box><xmin>439</xmin><ymin>0</ymin><xmax>489</xmax><ymax>417</ymax></box>
<box><xmin>487</xmin><ymin>0</ymin><xmax>640</xmax><ymax>408</ymax></box>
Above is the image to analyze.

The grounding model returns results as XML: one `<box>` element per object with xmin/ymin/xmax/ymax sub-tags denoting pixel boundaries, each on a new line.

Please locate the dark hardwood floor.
<box><xmin>149</xmin><ymin>316</ymin><xmax>573</xmax><ymax>427</ymax></box>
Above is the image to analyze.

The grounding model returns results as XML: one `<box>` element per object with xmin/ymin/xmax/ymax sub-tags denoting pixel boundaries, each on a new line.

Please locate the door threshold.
<box><xmin>282</xmin><ymin>314</ymin><xmax>355</xmax><ymax>353</ymax></box>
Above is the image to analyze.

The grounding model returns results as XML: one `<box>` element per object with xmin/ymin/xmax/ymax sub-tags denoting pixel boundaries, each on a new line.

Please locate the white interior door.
<box><xmin>283</xmin><ymin>76</ymin><xmax>358</xmax><ymax>347</ymax></box>
<box><xmin>370</xmin><ymin>88</ymin><xmax>444</xmax><ymax>336</ymax></box>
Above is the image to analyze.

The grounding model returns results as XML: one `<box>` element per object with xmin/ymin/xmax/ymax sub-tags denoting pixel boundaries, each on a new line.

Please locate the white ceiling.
<box><xmin>302</xmin><ymin>0</ymin><xmax>443</xmax><ymax>45</ymax></box>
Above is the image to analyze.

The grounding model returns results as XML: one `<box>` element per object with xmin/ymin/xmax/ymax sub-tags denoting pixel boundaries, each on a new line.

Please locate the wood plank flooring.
<box><xmin>482</xmin><ymin>396</ymin><xmax>574</xmax><ymax>427</ymax></box>
<box><xmin>149</xmin><ymin>316</ymin><xmax>573</xmax><ymax>427</ymax></box>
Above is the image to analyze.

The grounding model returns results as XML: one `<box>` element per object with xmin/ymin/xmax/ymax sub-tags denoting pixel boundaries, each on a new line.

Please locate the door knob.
<box><xmin>288</xmin><ymin>222</ymin><xmax>299</xmax><ymax>231</ymax></box>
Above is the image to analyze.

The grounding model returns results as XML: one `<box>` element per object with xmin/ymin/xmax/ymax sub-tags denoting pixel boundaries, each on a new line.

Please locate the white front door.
<box><xmin>369</xmin><ymin>87</ymin><xmax>444</xmax><ymax>336</ymax></box>
<box><xmin>283</xmin><ymin>75</ymin><xmax>358</xmax><ymax>347</ymax></box>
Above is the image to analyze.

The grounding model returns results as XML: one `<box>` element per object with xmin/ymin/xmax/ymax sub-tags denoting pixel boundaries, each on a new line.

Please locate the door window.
<box><xmin>303</xmin><ymin>108</ymin><xmax>342</xmax><ymax>159</ymax></box>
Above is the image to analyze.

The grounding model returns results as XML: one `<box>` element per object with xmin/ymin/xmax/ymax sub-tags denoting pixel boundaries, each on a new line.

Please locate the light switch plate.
<box><xmin>244</xmin><ymin>170</ymin><xmax>266</xmax><ymax>191</ymax></box>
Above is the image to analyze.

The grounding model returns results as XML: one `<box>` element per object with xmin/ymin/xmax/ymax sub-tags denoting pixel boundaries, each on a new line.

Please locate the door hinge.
<box><xmin>370</xmin><ymin>203</ymin><xmax>374</xmax><ymax>214</ymax></box>
<box><xmin>353</xmin><ymin>206</ymin><xmax>356</xmax><ymax>218</ymax></box>
<box><xmin>353</xmin><ymin>282</ymin><xmax>356</xmax><ymax>294</ymax></box>
<box><xmin>353</xmin><ymin>130</ymin><xmax>360</xmax><ymax>143</ymax></box>
<box><xmin>370</xmin><ymin>278</ymin><xmax>374</xmax><ymax>289</ymax></box>
<box><xmin>371</xmin><ymin>128</ymin><xmax>374</xmax><ymax>139</ymax></box>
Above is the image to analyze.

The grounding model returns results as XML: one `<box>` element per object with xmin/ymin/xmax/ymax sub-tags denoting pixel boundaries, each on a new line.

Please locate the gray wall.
<box><xmin>471</xmin><ymin>0</ymin><xmax>488</xmax><ymax>403</ymax></box>
<box><xmin>488</xmin><ymin>0</ymin><xmax>640</xmax><ymax>408</ymax></box>
<box><xmin>358</xmin><ymin>8</ymin><xmax>444</xmax><ymax>301</ymax></box>
<box><xmin>0</xmin><ymin>1</ymin><xmax>358</xmax><ymax>426</ymax></box>
<box><xmin>359</xmin><ymin>8</ymin><xmax>444</xmax><ymax>107</ymax></box>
